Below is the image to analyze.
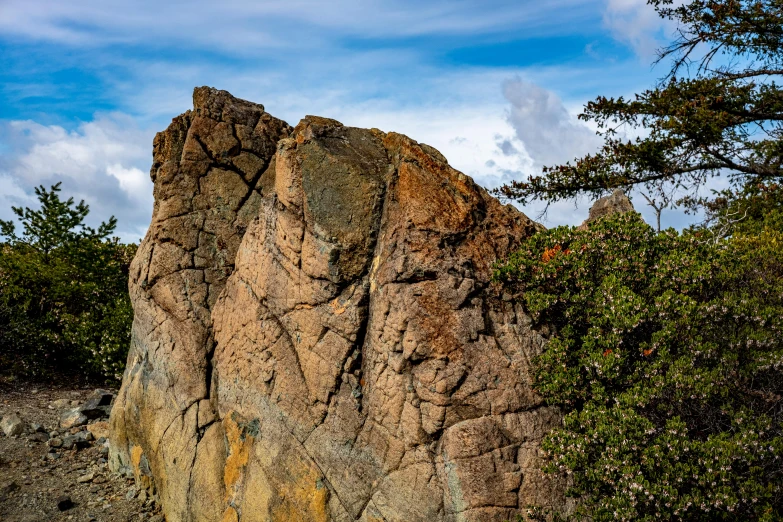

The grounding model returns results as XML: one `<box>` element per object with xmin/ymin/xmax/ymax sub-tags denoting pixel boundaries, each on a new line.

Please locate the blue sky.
<box><xmin>0</xmin><ymin>0</ymin><xmax>685</xmax><ymax>242</ymax></box>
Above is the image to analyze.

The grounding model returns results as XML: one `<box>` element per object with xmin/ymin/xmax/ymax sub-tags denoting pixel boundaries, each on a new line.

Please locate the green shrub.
<box><xmin>0</xmin><ymin>183</ymin><xmax>136</xmax><ymax>382</ymax></box>
<box><xmin>496</xmin><ymin>212</ymin><xmax>783</xmax><ymax>521</ymax></box>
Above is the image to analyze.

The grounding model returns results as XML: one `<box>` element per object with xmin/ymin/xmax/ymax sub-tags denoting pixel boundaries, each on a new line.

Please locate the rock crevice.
<box><xmin>110</xmin><ymin>87</ymin><xmax>569</xmax><ymax>522</ymax></box>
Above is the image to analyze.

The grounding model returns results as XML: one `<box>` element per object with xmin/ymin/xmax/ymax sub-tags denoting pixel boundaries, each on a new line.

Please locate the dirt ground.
<box><xmin>0</xmin><ymin>381</ymin><xmax>163</xmax><ymax>522</ymax></box>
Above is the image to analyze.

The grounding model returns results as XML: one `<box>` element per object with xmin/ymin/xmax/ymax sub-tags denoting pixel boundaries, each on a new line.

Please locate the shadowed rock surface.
<box><xmin>109</xmin><ymin>87</ymin><xmax>569</xmax><ymax>522</ymax></box>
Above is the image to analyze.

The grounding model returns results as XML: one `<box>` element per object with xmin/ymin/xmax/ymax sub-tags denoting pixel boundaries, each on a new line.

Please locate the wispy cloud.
<box><xmin>0</xmin><ymin>0</ymin><xmax>603</xmax><ymax>49</ymax></box>
<box><xmin>603</xmin><ymin>0</ymin><xmax>679</xmax><ymax>59</ymax></box>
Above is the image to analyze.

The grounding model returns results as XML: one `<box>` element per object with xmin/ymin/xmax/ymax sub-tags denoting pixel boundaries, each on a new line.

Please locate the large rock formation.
<box><xmin>110</xmin><ymin>87</ymin><xmax>568</xmax><ymax>522</ymax></box>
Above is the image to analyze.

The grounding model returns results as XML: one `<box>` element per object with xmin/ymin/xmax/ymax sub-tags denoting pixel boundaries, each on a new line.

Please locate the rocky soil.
<box><xmin>0</xmin><ymin>382</ymin><xmax>163</xmax><ymax>522</ymax></box>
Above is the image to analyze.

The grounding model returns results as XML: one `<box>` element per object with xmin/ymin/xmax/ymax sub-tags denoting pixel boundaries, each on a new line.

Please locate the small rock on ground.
<box><xmin>59</xmin><ymin>408</ymin><xmax>88</xmax><ymax>429</ymax></box>
<box><xmin>1</xmin><ymin>413</ymin><xmax>24</xmax><ymax>437</ymax></box>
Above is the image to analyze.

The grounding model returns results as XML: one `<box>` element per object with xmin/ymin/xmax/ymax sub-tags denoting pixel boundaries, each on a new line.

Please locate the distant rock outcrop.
<box><xmin>581</xmin><ymin>188</ymin><xmax>636</xmax><ymax>227</ymax></box>
<box><xmin>109</xmin><ymin>87</ymin><xmax>569</xmax><ymax>522</ymax></box>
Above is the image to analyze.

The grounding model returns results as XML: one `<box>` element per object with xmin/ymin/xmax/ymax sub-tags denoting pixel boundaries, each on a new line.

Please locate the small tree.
<box><xmin>0</xmin><ymin>183</ymin><xmax>135</xmax><ymax>381</ymax></box>
<box><xmin>0</xmin><ymin>182</ymin><xmax>117</xmax><ymax>254</ymax></box>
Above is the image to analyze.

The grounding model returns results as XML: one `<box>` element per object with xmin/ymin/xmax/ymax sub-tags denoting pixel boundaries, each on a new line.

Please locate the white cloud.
<box><xmin>107</xmin><ymin>164</ymin><xmax>149</xmax><ymax>201</ymax></box>
<box><xmin>603</xmin><ymin>0</ymin><xmax>678</xmax><ymax>59</ymax></box>
<box><xmin>0</xmin><ymin>114</ymin><xmax>154</xmax><ymax>242</ymax></box>
<box><xmin>502</xmin><ymin>78</ymin><xmax>602</xmax><ymax>169</ymax></box>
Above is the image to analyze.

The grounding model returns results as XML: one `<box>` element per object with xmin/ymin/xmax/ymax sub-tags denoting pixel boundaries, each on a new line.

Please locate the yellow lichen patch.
<box><xmin>131</xmin><ymin>445</ymin><xmax>144</xmax><ymax>470</ymax></box>
<box><xmin>129</xmin><ymin>444</ymin><xmax>155</xmax><ymax>491</ymax></box>
<box><xmin>270</xmin><ymin>453</ymin><xmax>330</xmax><ymax>522</ymax></box>
<box><xmin>329</xmin><ymin>296</ymin><xmax>347</xmax><ymax>315</ymax></box>
<box><xmin>221</xmin><ymin>506</ymin><xmax>239</xmax><ymax>522</ymax></box>
<box><xmin>222</xmin><ymin>411</ymin><xmax>257</xmax><ymax>506</ymax></box>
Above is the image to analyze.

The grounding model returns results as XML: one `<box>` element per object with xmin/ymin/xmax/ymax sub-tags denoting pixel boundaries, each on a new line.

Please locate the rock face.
<box><xmin>109</xmin><ymin>87</ymin><xmax>567</xmax><ymax>522</ymax></box>
<box><xmin>583</xmin><ymin>188</ymin><xmax>635</xmax><ymax>225</ymax></box>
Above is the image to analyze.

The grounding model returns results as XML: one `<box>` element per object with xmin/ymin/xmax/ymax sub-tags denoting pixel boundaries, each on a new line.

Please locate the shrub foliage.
<box><xmin>0</xmin><ymin>183</ymin><xmax>136</xmax><ymax>381</ymax></box>
<box><xmin>496</xmin><ymin>212</ymin><xmax>783</xmax><ymax>521</ymax></box>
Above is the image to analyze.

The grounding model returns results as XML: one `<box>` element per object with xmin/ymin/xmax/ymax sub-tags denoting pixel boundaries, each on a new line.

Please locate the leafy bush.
<box><xmin>496</xmin><ymin>212</ymin><xmax>783</xmax><ymax>521</ymax></box>
<box><xmin>0</xmin><ymin>183</ymin><xmax>136</xmax><ymax>382</ymax></box>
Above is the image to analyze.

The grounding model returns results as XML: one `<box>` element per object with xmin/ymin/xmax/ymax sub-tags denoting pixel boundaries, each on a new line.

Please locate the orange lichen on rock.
<box><xmin>221</xmin><ymin>507</ymin><xmax>239</xmax><ymax>522</ymax></box>
<box><xmin>130</xmin><ymin>444</ymin><xmax>155</xmax><ymax>492</ymax></box>
<box><xmin>269</xmin><ymin>455</ymin><xmax>329</xmax><ymax>522</ymax></box>
<box><xmin>222</xmin><ymin>411</ymin><xmax>256</xmax><ymax>504</ymax></box>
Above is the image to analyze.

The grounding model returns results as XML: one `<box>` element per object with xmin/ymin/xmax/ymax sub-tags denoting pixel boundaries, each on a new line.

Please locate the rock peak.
<box><xmin>192</xmin><ymin>86</ymin><xmax>265</xmax><ymax>122</ymax></box>
<box><xmin>582</xmin><ymin>188</ymin><xmax>636</xmax><ymax>227</ymax></box>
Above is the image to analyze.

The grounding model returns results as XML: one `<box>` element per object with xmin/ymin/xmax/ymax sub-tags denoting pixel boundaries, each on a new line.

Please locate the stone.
<box><xmin>63</xmin><ymin>431</ymin><xmax>93</xmax><ymax>450</ymax></box>
<box><xmin>1</xmin><ymin>413</ymin><xmax>24</xmax><ymax>437</ymax></box>
<box><xmin>57</xmin><ymin>495</ymin><xmax>74</xmax><ymax>511</ymax></box>
<box><xmin>60</xmin><ymin>408</ymin><xmax>88</xmax><ymax>429</ymax></box>
<box><xmin>126</xmin><ymin>487</ymin><xmax>138</xmax><ymax>500</ymax></box>
<box><xmin>109</xmin><ymin>87</ymin><xmax>567</xmax><ymax>522</ymax></box>
<box><xmin>60</xmin><ymin>436</ymin><xmax>75</xmax><ymax>450</ymax></box>
<box><xmin>77</xmin><ymin>472</ymin><xmax>95</xmax><ymax>483</ymax></box>
<box><xmin>60</xmin><ymin>433</ymin><xmax>90</xmax><ymax>450</ymax></box>
<box><xmin>80</xmin><ymin>390</ymin><xmax>115</xmax><ymax>419</ymax></box>
<box><xmin>51</xmin><ymin>398</ymin><xmax>71</xmax><ymax>409</ymax></box>
<box><xmin>92</xmin><ymin>389</ymin><xmax>115</xmax><ymax>406</ymax></box>
<box><xmin>582</xmin><ymin>188</ymin><xmax>636</xmax><ymax>226</ymax></box>
<box><xmin>27</xmin><ymin>432</ymin><xmax>49</xmax><ymax>443</ymax></box>
<box><xmin>87</xmin><ymin>421</ymin><xmax>110</xmax><ymax>440</ymax></box>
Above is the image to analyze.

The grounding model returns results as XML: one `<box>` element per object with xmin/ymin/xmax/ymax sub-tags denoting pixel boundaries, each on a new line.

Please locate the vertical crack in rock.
<box><xmin>110</xmin><ymin>87</ymin><xmax>572</xmax><ymax>522</ymax></box>
<box><xmin>109</xmin><ymin>87</ymin><xmax>292</xmax><ymax>521</ymax></box>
